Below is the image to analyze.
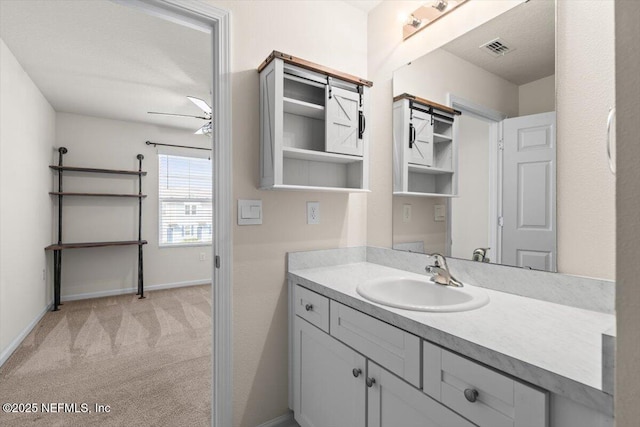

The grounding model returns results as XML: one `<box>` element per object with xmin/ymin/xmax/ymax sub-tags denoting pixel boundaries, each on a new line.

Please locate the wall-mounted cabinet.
<box><xmin>393</xmin><ymin>93</ymin><xmax>460</xmax><ymax>197</ymax></box>
<box><xmin>259</xmin><ymin>51</ymin><xmax>372</xmax><ymax>192</ymax></box>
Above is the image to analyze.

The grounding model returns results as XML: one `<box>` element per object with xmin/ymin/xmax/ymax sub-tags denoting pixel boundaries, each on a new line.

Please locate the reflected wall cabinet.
<box><xmin>258</xmin><ymin>51</ymin><xmax>372</xmax><ymax>192</ymax></box>
<box><xmin>393</xmin><ymin>93</ymin><xmax>461</xmax><ymax>197</ymax></box>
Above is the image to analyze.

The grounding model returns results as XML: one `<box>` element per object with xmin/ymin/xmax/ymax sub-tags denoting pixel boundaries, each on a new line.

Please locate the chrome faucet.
<box><xmin>426</xmin><ymin>253</ymin><xmax>463</xmax><ymax>287</ymax></box>
<box><xmin>472</xmin><ymin>247</ymin><xmax>490</xmax><ymax>263</ymax></box>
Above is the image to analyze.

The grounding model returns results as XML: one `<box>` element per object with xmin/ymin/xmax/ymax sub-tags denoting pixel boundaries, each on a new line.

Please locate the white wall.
<box><xmin>394</xmin><ymin>48</ymin><xmax>519</xmax><ymax>117</ymax></box>
<box><xmin>207</xmin><ymin>1</ymin><xmax>368</xmax><ymax>425</ymax></box>
<box><xmin>615</xmin><ymin>0</ymin><xmax>640</xmax><ymax>424</ymax></box>
<box><xmin>451</xmin><ymin>115</ymin><xmax>491</xmax><ymax>259</ymax></box>
<box><xmin>54</xmin><ymin>113</ymin><xmax>212</xmax><ymax>298</ymax></box>
<box><xmin>556</xmin><ymin>0</ymin><xmax>615</xmax><ymax>279</ymax></box>
<box><xmin>519</xmin><ymin>74</ymin><xmax>555</xmax><ymax>116</ymax></box>
<box><xmin>0</xmin><ymin>39</ymin><xmax>55</xmax><ymax>360</ymax></box>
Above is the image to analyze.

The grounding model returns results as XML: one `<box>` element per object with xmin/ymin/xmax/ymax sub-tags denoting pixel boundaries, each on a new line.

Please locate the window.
<box><xmin>159</xmin><ymin>154</ymin><xmax>212</xmax><ymax>246</ymax></box>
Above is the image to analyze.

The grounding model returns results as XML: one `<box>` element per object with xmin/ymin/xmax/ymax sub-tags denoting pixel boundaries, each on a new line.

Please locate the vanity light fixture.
<box><xmin>402</xmin><ymin>0</ymin><xmax>469</xmax><ymax>41</ymax></box>
<box><xmin>432</xmin><ymin>0</ymin><xmax>449</xmax><ymax>13</ymax></box>
<box><xmin>407</xmin><ymin>14</ymin><xmax>422</xmax><ymax>28</ymax></box>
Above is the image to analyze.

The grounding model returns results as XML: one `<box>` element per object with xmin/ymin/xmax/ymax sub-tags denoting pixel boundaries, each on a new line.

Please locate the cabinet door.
<box><xmin>367</xmin><ymin>361</ymin><xmax>476</xmax><ymax>427</ymax></box>
<box><xmin>326</xmin><ymin>86</ymin><xmax>363</xmax><ymax>156</ymax></box>
<box><xmin>408</xmin><ymin>109</ymin><xmax>434</xmax><ymax>166</ymax></box>
<box><xmin>294</xmin><ymin>317</ymin><xmax>366</xmax><ymax>427</ymax></box>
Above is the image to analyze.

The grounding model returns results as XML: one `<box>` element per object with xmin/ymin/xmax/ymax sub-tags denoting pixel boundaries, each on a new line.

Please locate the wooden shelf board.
<box><xmin>49</xmin><ymin>192</ymin><xmax>147</xmax><ymax>198</ymax></box>
<box><xmin>283</xmin><ymin>97</ymin><xmax>325</xmax><ymax>120</ymax></box>
<box><xmin>393</xmin><ymin>191</ymin><xmax>456</xmax><ymax>198</ymax></box>
<box><xmin>262</xmin><ymin>184</ymin><xmax>370</xmax><ymax>193</ymax></box>
<box><xmin>45</xmin><ymin>240</ymin><xmax>148</xmax><ymax>251</ymax></box>
<box><xmin>258</xmin><ymin>50</ymin><xmax>373</xmax><ymax>87</ymax></box>
<box><xmin>283</xmin><ymin>147</ymin><xmax>362</xmax><ymax>164</ymax></box>
<box><xmin>393</xmin><ymin>93</ymin><xmax>461</xmax><ymax>115</ymax></box>
<box><xmin>433</xmin><ymin>133</ymin><xmax>452</xmax><ymax>143</ymax></box>
<box><xmin>407</xmin><ymin>164</ymin><xmax>454</xmax><ymax>175</ymax></box>
<box><xmin>50</xmin><ymin>165</ymin><xmax>147</xmax><ymax>176</ymax></box>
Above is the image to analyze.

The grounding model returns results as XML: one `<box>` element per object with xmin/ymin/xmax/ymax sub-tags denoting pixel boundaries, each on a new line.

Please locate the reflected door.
<box><xmin>502</xmin><ymin>112</ymin><xmax>556</xmax><ymax>271</ymax></box>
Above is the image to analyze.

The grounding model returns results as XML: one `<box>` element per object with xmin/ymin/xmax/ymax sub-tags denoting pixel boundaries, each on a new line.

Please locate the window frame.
<box><xmin>157</xmin><ymin>153</ymin><xmax>213</xmax><ymax>248</ymax></box>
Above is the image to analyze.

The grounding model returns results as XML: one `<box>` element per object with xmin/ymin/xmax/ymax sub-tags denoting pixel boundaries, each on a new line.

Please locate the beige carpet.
<box><xmin>0</xmin><ymin>285</ymin><xmax>212</xmax><ymax>427</ymax></box>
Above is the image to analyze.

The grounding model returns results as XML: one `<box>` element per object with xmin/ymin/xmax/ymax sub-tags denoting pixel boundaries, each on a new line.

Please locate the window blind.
<box><xmin>158</xmin><ymin>154</ymin><xmax>212</xmax><ymax>246</ymax></box>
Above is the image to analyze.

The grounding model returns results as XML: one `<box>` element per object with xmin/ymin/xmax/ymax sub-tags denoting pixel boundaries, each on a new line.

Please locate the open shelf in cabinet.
<box><xmin>259</xmin><ymin>50</ymin><xmax>372</xmax><ymax>192</ymax></box>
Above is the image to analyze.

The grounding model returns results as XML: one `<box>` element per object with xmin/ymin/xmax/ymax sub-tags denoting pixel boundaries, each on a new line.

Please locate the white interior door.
<box><xmin>501</xmin><ymin>112</ymin><xmax>556</xmax><ymax>271</ymax></box>
<box><xmin>408</xmin><ymin>110</ymin><xmax>433</xmax><ymax>166</ymax></box>
<box><xmin>325</xmin><ymin>86</ymin><xmax>362</xmax><ymax>156</ymax></box>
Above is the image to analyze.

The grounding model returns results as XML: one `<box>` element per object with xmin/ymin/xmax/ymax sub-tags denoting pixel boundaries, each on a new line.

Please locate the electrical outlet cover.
<box><xmin>307</xmin><ymin>201</ymin><xmax>320</xmax><ymax>224</ymax></box>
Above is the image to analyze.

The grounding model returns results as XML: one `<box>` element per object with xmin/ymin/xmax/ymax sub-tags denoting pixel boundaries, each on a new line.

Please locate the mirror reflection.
<box><xmin>392</xmin><ymin>0</ymin><xmax>556</xmax><ymax>271</ymax></box>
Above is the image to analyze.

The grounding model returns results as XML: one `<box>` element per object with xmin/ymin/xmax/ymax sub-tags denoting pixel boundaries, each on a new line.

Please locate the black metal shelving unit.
<box><xmin>45</xmin><ymin>147</ymin><xmax>147</xmax><ymax>311</ymax></box>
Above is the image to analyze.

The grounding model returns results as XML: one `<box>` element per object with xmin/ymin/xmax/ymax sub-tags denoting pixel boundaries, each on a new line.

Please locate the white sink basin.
<box><xmin>356</xmin><ymin>276</ymin><xmax>489</xmax><ymax>312</ymax></box>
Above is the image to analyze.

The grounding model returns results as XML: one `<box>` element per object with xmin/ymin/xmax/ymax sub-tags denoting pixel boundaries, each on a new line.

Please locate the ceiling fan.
<box><xmin>148</xmin><ymin>96</ymin><xmax>212</xmax><ymax>135</ymax></box>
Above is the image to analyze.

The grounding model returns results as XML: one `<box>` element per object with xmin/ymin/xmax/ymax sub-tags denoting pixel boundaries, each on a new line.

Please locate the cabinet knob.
<box><xmin>352</xmin><ymin>368</ymin><xmax>362</xmax><ymax>378</ymax></box>
<box><xmin>366</xmin><ymin>377</ymin><xmax>376</xmax><ymax>388</ymax></box>
<box><xmin>464</xmin><ymin>388</ymin><xmax>479</xmax><ymax>403</ymax></box>
<box><xmin>304</xmin><ymin>304</ymin><xmax>313</xmax><ymax>312</ymax></box>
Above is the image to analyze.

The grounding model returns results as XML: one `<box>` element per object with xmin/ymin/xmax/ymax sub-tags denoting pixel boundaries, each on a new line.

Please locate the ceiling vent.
<box><xmin>479</xmin><ymin>38</ymin><xmax>516</xmax><ymax>58</ymax></box>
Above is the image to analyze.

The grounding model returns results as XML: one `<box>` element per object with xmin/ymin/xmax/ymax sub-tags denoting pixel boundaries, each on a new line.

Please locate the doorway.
<box><xmin>448</xmin><ymin>95</ymin><xmax>556</xmax><ymax>271</ymax></box>
<box><xmin>0</xmin><ymin>0</ymin><xmax>231</xmax><ymax>426</ymax></box>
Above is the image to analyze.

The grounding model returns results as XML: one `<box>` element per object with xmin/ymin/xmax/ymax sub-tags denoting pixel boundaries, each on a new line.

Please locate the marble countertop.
<box><xmin>289</xmin><ymin>262</ymin><xmax>615</xmax><ymax>416</ymax></box>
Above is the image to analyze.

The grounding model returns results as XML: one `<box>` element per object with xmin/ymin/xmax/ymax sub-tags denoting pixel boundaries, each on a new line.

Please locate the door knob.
<box><xmin>366</xmin><ymin>377</ymin><xmax>376</xmax><ymax>388</ymax></box>
<box><xmin>464</xmin><ymin>388</ymin><xmax>479</xmax><ymax>403</ymax></box>
<box><xmin>305</xmin><ymin>304</ymin><xmax>313</xmax><ymax>311</ymax></box>
<box><xmin>352</xmin><ymin>368</ymin><xmax>362</xmax><ymax>378</ymax></box>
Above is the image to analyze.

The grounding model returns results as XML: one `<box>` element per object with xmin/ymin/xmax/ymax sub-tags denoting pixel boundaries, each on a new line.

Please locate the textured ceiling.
<box><xmin>442</xmin><ymin>0</ymin><xmax>555</xmax><ymax>85</ymax></box>
<box><xmin>0</xmin><ymin>0</ymin><xmax>211</xmax><ymax>131</ymax></box>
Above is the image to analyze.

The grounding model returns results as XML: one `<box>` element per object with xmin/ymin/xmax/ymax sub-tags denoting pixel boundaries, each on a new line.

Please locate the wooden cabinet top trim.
<box><xmin>394</xmin><ymin>93</ymin><xmax>461</xmax><ymax>116</ymax></box>
<box><xmin>258</xmin><ymin>50</ymin><xmax>373</xmax><ymax>87</ymax></box>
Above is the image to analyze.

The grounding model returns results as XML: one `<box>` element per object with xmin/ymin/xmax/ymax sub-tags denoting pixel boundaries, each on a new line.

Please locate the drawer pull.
<box><xmin>352</xmin><ymin>368</ymin><xmax>362</xmax><ymax>378</ymax></box>
<box><xmin>464</xmin><ymin>388</ymin><xmax>479</xmax><ymax>403</ymax></box>
<box><xmin>366</xmin><ymin>377</ymin><xmax>376</xmax><ymax>388</ymax></box>
<box><xmin>305</xmin><ymin>304</ymin><xmax>314</xmax><ymax>312</ymax></box>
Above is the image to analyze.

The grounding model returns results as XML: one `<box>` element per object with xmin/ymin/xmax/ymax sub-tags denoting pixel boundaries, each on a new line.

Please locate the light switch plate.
<box><xmin>434</xmin><ymin>204</ymin><xmax>446</xmax><ymax>222</ymax></box>
<box><xmin>238</xmin><ymin>199</ymin><xmax>262</xmax><ymax>225</ymax></box>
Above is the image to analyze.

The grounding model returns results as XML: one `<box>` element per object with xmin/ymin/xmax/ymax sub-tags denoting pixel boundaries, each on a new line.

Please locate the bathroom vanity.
<box><xmin>287</xmin><ymin>247</ymin><xmax>614</xmax><ymax>427</ymax></box>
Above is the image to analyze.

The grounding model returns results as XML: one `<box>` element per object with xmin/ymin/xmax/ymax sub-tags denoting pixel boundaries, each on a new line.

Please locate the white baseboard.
<box><xmin>0</xmin><ymin>301</ymin><xmax>53</xmax><ymax>368</ymax></box>
<box><xmin>257</xmin><ymin>411</ymin><xmax>297</xmax><ymax>427</ymax></box>
<box><xmin>61</xmin><ymin>279</ymin><xmax>212</xmax><ymax>302</ymax></box>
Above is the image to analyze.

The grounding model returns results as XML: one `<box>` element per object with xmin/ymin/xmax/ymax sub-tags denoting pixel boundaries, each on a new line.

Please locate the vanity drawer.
<box><xmin>423</xmin><ymin>340</ymin><xmax>548</xmax><ymax>427</ymax></box>
<box><xmin>294</xmin><ymin>285</ymin><xmax>329</xmax><ymax>333</ymax></box>
<box><xmin>330</xmin><ymin>301</ymin><xmax>420</xmax><ymax>387</ymax></box>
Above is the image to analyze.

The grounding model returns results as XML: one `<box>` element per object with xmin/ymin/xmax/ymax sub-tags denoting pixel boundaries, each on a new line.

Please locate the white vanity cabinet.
<box><xmin>423</xmin><ymin>340</ymin><xmax>549</xmax><ymax>427</ymax></box>
<box><xmin>294</xmin><ymin>316</ymin><xmax>366</xmax><ymax>427</ymax></box>
<box><xmin>393</xmin><ymin>93</ymin><xmax>460</xmax><ymax>197</ymax></box>
<box><xmin>367</xmin><ymin>361</ymin><xmax>475</xmax><ymax>427</ymax></box>
<box><xmin>291</xmin><ymin>284</ymin><xmax>473</xmax><ymax>427</ymax></box>
<box><xmin>290</xmin><ymin>283</ymin><xmax>550</xmax><ymax>427</ymax></box>
<box><xmin>258</xmin><ymin>51</ymin><xmax>372</xmax><ymax>192</ymax></box>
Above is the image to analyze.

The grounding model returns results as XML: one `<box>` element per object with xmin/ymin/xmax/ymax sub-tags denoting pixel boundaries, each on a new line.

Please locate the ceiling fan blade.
<box><xmin>194</xmin><ymin>122</ymin><xmax>212</xmax><ymax>135</ymax></box>
<box><xmin>187</xmin><ymin>96</ymin><xmax>212</xmax><ymax>114</ymax></box>
<box><xmin>148</xmin><ymin>111</ymin><xmax>209</xmax><ymax>120</ymax></box>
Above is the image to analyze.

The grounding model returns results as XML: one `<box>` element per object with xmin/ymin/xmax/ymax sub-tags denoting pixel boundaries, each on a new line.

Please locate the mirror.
<box><xmin>392</xmin><ymin>0</ymin><xmax>557</xmax><ymax>271</ymax></box>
